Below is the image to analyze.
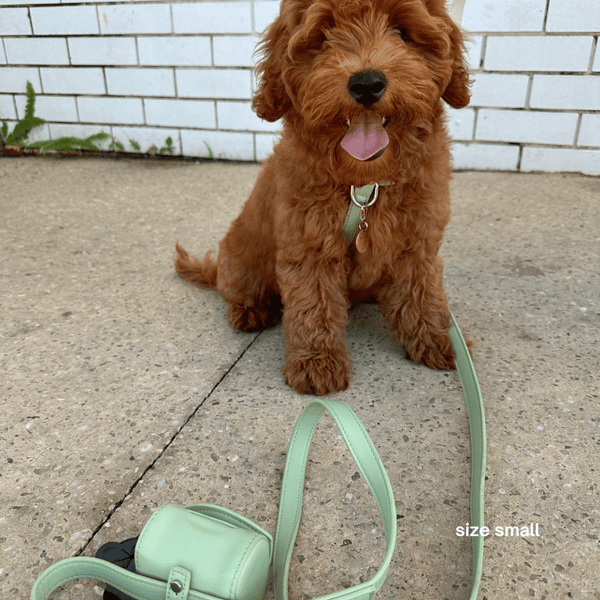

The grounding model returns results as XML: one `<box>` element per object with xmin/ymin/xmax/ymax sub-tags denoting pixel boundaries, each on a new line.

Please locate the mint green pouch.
<box><xmin>135</xmin><ymin>504</ymin><xmax>271</xmax><ymax>600</ymax></box>
<box><xmin>30</xmin><ymin>502</ymin><xmax>272</xmax><ymax>600</ymax></box>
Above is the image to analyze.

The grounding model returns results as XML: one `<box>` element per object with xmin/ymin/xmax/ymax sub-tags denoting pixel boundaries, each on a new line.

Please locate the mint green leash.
<box><xmin>31</xmin><ymin>316</ymin><xmax>485</xmax><ymax>600</ymax></box>
<box><xmin>449</xmin><ymin>314</ymin><xmax>486</xmax><ymax>599</ymax></box>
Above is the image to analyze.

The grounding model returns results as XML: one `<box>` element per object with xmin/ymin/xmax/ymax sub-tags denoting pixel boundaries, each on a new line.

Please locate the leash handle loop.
<box><xmin>273</xmin><ymin>399</ymin><xmax>397</xmax><ymax>600</ymax></box>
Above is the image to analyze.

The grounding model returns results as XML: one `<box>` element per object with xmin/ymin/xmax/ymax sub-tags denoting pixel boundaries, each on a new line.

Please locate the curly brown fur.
<box><xmin>175</xmin><ymin>0</ymin><xmax>471</xmax><ymax>394</ymax></box>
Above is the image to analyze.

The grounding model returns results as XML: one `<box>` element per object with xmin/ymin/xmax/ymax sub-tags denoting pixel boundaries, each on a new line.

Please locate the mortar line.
<box><xmin>76</xmin><ymin>329</ymin><xmax>265</xmax><ymax>556</ymax></box>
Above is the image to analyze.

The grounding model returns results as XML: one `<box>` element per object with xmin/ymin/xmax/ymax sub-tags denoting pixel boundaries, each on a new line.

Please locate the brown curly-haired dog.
<box><xmin>175</xmin><ymin>0</ymin><xmax>471</xmax><ymax>395</ymax></box>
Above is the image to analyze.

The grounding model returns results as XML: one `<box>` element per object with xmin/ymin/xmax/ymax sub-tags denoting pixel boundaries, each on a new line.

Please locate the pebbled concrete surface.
<box><xmin>1</xmin><ymin>156</ymin><xmax>599</xmax><ymax>600</ymax></box>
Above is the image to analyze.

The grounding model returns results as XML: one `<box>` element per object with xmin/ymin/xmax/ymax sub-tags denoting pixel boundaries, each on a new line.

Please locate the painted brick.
<box><xmin>470</xmin><ymin>74</ymin><xmax>529</xmax><ymax>108</ymax></box>
<box><xmin>138</xmin><ymin>37</ymin><xmax>212</xmax><ymax>67</ymax></box>
<box><xmin>5</xmin><ymin>38</ymin><xmax>69</xmax><ymax>66</ymax></box>
<box><xmin>213</xmin><ymin>36</ymin><xmax>257</xmax><ymax>67</ymax></box>
<box><xmin>41</xmin><ymin>68</ymin><xmax>106</xmax><ymax>95</ymax></box>
<box><xmin>78</xmin><ymin>97</ymin><xmax>144</xmax><ymax>125</ymax></box>
<box><xmin>451</xmin><ymin>143</ymin><xmax>520</xmax><ymax>171</ymax></box>
<box><xmin>462</xmin><ymin>0</ymin><xmax>545</xmax><ymax>32</ymax></box>
<box><xmin>521</xmin><ymin>147</ymin><xmax>600</xmax><ymax>176</ymax></box>
<box><xmin>465</xmin><ymin>36</ymin><xmax>483</xmax><ymax>70</ymax></box>
<box><xmin>99</xmin><ymin>3</ymin><xmax>172</xmax><ymax>35</ymax></box>
<box><xmin>446</xmin><ymin>107</ymin><xmax>475</xmax><ymax>140</ymax></box>
<box><xmin>48</xmin><ymin>123</ymin><xmax>112</xmax><ymax>149</ymax></box>
<box><xmin>0</xmin><ymin>118</ymin><xmax>50</xmax><ymax>143</ymax></box>
<box><xmin>21</xmin><ymin>122</ymin><xmax>51</xmax><ymax>144</ymax></box>
<box><xmin>177</xmin><ymin>69</ymin><xmax>252</xmax><ymax>100</ymax></box>
<box><xmin>106</xmin><ymin>68</ymin><xmax>175</xmax><ymax>97</ymax></box>
<box><xmin>181</xmin><ymin>129</ymin><xmax>254</xmax><ymax>160</ymax></box>
<box><xmin>530</xmin><ymin>75</ymin><xmax>600</xmax><ymax>111</ymax></box>
<box><xmin>546</xmin><ymin>0</ymin><xmax>600</xmax><ymax>33</ymax></box>
<box><xmin>476</xmin><ymin>109</ymin><xmax>578</xmax><ymax>145</ymax></box>
<box><xmin>578</xmin><ymin>114</ymin><xmax>600</xmax><ymax>148</ymax></box>
<box><xmin>217</xmin><ymin>100</ymin><xmax>280</xmax><ymax>132</ymax></box>
<box><xmin>594</xmin><ymin>47</ymin><xmax>600</xmax><ymax>72</ymax></box>
<box><xmin>173</xmin><ymin>2</ymin><xmax>252</xmax><ymax>34</ymax></box>
<box><xmin>0</xmin><ymin>94</ymin><xmax>17</xmax><ymax>120</ymax></box>
<box><xmin>0</xmin><ymin>8</ymin><xmax>31</xmax><ymax>35</ymax></box>
<box><xmin>255</xmin><ymin>132</ymin><xmax>280</xmax><ymax>161</ymax></box>
<box><xmin>0</xmin><ymin>43</ymin><xmax>6</xmax><ymax>65</ymax></box>
<box><xmin>110</xmin><ymin>126</ymin><xmax>182</xmax><ymax>155</ymax></box>
<box><xmin>484</xmin><ymin>36</ymin><xmax>593</xmax><ymax>72</ymax></box>
<box><xmin>16</xmin><ymin>93</ymin><xmax>78</xmax><ymax>123</ymax></box>
<box><xmin>1</xmin><ymin>0</ymin><xmax>55</xmax><ymax>4</ymax></box>
<box><xmin>145</xmin><ymin>99</ymin><xmax>216</xmax><ymax>129</ymax></box>
<box><xmin>0</xmin><ymin>67</ymin><xmax>42</xmax><ymax>93</ymax></box>
<box><xmin>31</xmin><ymin>6</ymin><xmax>99</xmax><ymax>36</ymax></box>
<box><xmin>69</xmin><ymin>37</ymin><xmax>138</xmax><ymax>66</ymax></box>
<box><xmin>254</xmin><ymin>1</ymin><xmax>279</xmax><ymax>34</ymax></box>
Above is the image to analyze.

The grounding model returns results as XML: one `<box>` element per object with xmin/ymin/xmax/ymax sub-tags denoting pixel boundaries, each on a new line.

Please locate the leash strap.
<box><xmin>31</xmin><ymin>556</ymin><xmax>217</xmax><ymax>600</ymax></box>
<box><xmin>449</xmin><ymin>314</ymin><xmax>486</xmax><ymax>599</ymax></box>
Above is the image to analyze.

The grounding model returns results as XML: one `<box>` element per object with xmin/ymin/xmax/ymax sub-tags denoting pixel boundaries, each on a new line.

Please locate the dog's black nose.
<box><xmin>347</xmin><ymin>70</ymin><xmax>387</xmax><ymax>106</ymax></box>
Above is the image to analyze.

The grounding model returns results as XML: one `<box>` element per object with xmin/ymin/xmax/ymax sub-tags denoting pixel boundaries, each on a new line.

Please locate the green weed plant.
<box><xmin>1</xmin><ymin>81</ymin><xmax>177</xmax><ymax>158</ymax></box>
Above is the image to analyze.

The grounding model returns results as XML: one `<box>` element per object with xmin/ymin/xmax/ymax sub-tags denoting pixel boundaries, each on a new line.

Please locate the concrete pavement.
<box><xmin>1</xmin><ymin>156</ymin><xmax>599</xmax><ymax>599</ymax></box>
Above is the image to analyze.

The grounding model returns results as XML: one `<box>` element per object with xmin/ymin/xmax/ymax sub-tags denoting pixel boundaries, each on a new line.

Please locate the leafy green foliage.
<box><xmin>1</xmin><ymin>81</ymin><xmax>45</xmax><ymax>146</ymax></box>
<box><xmin>159</xmin><ymin>136</ymin><xmax>174</xmax><ymax>155</ymax></box>
<box><xmin>1</xmin><ymin>81</ymin><xmax>180</xmax><ymax>159</ymax></box>
<box><xmin>108</xmin><ymin>138</ymin><xmax>125</xmax><ymax>153</ymax></box>
<box><xmin>28</xmin><ymin>133</ymin><xmax>109</xmax><ymax>154</ymax></box>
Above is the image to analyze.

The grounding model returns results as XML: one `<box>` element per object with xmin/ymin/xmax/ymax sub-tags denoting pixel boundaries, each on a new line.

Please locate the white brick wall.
<box><xmin>0</xmin><ymin>0</ymin><xmax>279</xmax><ymax>161</ymax></box>
<box><xmin>453</xmin><ymin>0</ymin><xmax>600</xmax><ymax>174</ymax></box>
<box><xmin>0</xmin><ymin>0</ymin><xmax>598</xmax><ymax>173</ymax></box>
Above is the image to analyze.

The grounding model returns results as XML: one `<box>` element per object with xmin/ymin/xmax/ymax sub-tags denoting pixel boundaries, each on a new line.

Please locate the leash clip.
<box><xmin>350</xmin><ymin>182</ymin><xmax>379</xmax><ymax>208</ymax></box>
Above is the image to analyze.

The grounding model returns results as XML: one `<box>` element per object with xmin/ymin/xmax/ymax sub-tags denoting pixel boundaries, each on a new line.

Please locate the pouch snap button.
<box><xmin>170</xmin><ymin>580</ymin><xmax>183</xmax><ymax>594</ymax></box>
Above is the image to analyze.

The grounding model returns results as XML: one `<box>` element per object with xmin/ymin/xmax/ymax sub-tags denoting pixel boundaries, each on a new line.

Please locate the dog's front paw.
<box><xmin>407</xmin><ymin>332</ymin><xmax>467</xmax><ymax>370</ymax></box>
<box><xmin>283</xmin><ymin>349</ymin><xmax>350</xmax><ymax>395</ymax></box>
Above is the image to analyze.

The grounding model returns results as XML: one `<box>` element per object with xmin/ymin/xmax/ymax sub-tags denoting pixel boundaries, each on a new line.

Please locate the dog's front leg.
<box><xmin>377</xmin><ymin>254</ymin><xmax>457</xmax><ymax>370</ymax></box>
<box><xmin>276</xmin><ymin>252</ymin><xmax>350</xmax><ymax>395</ymax></box>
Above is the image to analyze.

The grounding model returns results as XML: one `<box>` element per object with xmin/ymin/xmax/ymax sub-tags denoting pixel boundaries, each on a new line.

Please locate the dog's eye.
<box><xmin>394</xmin><ymin>27</ymin><xmax>407</xmax><ymax>41</ymax></box>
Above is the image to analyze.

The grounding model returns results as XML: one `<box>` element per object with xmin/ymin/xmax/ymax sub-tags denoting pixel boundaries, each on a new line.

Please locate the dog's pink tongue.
<box><xmin>341</xmin><ymin>114</ymin><xmax>389</xmax><ymax>161</ymax></box>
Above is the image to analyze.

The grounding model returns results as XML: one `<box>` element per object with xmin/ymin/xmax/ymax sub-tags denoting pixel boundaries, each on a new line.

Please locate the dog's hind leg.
<box><xmin>175</xmin><ymin>226</ymin><xmax>282</xmax><ymax>333</ymax></box>
<box><xmin>213</xmin><ymin>217</ymin><xmax>282</xmax><ymax>332</ymax></box>
<box><xmin>223</xmin><ymin>267</ymin><xmax>282</xmax><ymax>332</ymax></box>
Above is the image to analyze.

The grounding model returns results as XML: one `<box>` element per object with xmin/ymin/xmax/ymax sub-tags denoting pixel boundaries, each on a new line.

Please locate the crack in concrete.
<box><xmin>76</xmin><ymin>330</ymin><xmax>263</xmax><ymax>556</ymax></box>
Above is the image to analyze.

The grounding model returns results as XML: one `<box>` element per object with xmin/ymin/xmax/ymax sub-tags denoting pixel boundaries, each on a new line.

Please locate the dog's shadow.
<box><xmin>345</xmin><ymin>303</ymin><xmax>411</xmax><ymax>365</ymax></box>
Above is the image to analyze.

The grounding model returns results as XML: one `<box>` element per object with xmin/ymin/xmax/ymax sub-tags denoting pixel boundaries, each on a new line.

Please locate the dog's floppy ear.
<box><xmin>441</xmin><ymin>15</ymin><xmax>471</xmax><ymax>108</ymax></box>
<box><xmin>252</xmin><ymin>14</ymin><xmax>293</xmax><ymax>122</ymax></box>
